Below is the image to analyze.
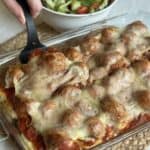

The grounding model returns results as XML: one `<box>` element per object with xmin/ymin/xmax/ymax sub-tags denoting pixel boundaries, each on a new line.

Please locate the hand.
<box><xmin>3</xmin><ymin>0</ymin><xmax>42</xmax><ymax>24</ymax></box>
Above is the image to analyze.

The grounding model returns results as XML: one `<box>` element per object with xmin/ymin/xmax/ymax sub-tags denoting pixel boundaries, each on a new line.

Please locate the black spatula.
<box><xmin>17</xmin><ymin>0</ymin><xmax>46</xmax><ymax>64</ymax></box>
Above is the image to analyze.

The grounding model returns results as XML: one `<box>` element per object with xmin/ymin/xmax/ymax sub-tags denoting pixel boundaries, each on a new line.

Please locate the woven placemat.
<box><xmin>0</xmin><ymin>23</ymin><xmax>150</xmax><ymax>150</ymax></box>
<box><xmin>0</xmin><ymin>23</ymin><xmax>58</xmax><ymax>54</ymax></box>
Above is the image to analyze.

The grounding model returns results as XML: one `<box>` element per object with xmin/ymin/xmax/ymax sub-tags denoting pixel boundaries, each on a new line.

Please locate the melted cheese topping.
<box><xmin>3</xmin><ymin>21</ymin><xmax>150</xmax><ymax>149</ymax></box>
<box><xmin>66</xmin><ymin>126</ymin><xmax>89</xmax><ymax>140</ymax></box>
<box><xmin>27</xmin><ymin>98</ymin><xmax>68</xmax><ymax>132</ymax></box>
<box><xmin>27</xmin><ymin>90</ymin><xmax>99</xmax><ymax>139</ymax></box>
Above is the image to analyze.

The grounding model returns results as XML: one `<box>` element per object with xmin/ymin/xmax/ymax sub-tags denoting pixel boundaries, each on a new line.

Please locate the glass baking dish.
<box><xmin>0</xmin><ymin>10</ymin><xmax>150</xmax><ymax>150</ymax></box>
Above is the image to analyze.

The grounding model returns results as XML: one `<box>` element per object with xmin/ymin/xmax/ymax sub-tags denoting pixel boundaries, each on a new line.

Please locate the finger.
<box><xmin>2</xmin><ymin>0</ymin><xmax>25</xmax><ymax>24</ymax></box>
<box><xmin>27</xmin><ymin>0</ymin><xmax>42</xmax><ymax>18</ymax></box>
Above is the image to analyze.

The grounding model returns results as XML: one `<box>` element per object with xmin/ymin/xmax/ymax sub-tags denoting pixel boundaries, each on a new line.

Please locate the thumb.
<box><xmin>27</xmin><ymin>0</ymin><xmax>43</xmax><ymax>18</ymax></box>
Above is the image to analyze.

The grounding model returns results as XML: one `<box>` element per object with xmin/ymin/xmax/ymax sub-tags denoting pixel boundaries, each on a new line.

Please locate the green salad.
<box><xmin>42</xmin><ymin>0</ymin><xmax>111</xmax><ymax>14</ymax></box>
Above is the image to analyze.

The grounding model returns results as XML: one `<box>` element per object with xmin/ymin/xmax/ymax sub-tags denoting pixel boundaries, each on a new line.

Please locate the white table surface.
<box><xmin>0</xmin><ymin>0</ymin><xmax>150</xmax><ymax>149</ymax></box>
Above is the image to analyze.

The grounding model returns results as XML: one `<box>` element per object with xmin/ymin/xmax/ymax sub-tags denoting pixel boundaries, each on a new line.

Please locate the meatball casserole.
<box><xmin>0</xmin><ymin>21</ymin><xmax>150</xmax><ymax>150</ymax></box>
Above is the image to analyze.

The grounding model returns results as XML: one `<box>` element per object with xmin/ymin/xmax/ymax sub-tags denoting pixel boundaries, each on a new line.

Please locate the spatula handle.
<box><xmin>16</xmin><ymin>0</ymin><xmax>40</xmax><ymax>49</ymax></box>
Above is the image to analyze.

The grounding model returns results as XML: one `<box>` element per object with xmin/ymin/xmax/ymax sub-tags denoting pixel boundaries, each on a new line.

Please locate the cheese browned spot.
<box><xmin>45</xmin><ymin>131</ymin><xmax>80</xmax><ymax>150</ymax></box>
<box><xmin>135</xmin><ymin>90</ymin><xmax>150</xmax><ymax>110</ymax></box>
<box><xmin>101</xmin><ymin>26</ymin><xmax>120</xmax><ymax>44</ymax></box>
<box><xmin>65</xmin><ymin>48</ymin><xmax>84</xmax><ymax>62</ymax></box>
<box><xmin>132</xmin><ymin>59</ymin><xmax>150</xmax><ymax>77</ymax></box>
<box><xmin>100</xmin><ymin>96</ymin><xmax>127</xmax><ymax>121</ymax></box>
<box><xmin>39</xmin><ymin>51</ymin><xmax>68</xmax><ymax>74</ymax></box>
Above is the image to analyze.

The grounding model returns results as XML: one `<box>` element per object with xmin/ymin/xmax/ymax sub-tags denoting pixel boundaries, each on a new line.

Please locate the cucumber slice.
<box><xmin>45</xmin><ymin>0</ymin><xmax>55</xmax><ymax>9</ymax></box>
<box><xmin>71</xmin><ymin>0</ymin><xmax>81</xmax><ymax>11</ymax></box>
<box><xmin>99</xmin><ymin>0</ymin><xmax>109</xmax><ymax>10</ymax></box>
<box><xmin>57</xmin><ymin>1</ymin><xmax>71</xmax><ymax>13</ymax></box>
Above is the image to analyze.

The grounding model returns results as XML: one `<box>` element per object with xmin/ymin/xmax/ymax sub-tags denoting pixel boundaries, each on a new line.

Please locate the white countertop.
<box><xmin>0</xmin><ymin>0</ymin><xmax>150</xmax><ymax>149</ymax></box>
<box><xmin>0</xmin><ymin>1</ymin><xmax>24</xmax><ymax>44</ymax></box>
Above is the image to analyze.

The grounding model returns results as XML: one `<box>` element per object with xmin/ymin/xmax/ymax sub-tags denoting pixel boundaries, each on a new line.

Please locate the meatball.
<box><xmin>121</xmin><ymin>32</ymin><xmax>142</xmax><ymax>49</ymax></box>
<box><xmin>125</xmin><ymin>21</ymin><xmax>148</xmax><ymax>36</ymax></box>
<box><xmin>101</xmin><ymin>26</ymin><xmax>120</xmax><ymax>44</ymax></box>
<box><xmin>81</xmin><ymin>34</ymin><xmax>102</xmax><ymax>55</ymax></box>
<box><xmin>87</xmin><ymin>117</ymin><xmax>106</xmax><ymax>138</ymax></box>
<box><xmin>59</xmin><ymin>86</ymin><xmax>81</xmax><ymax>107</ymax></box>
<box><xmin>121</xmin><ymin>31</ymin><xmax>148</xmax><ymax>51</ymax></box>
<box><xmin>121</xmin><ymin>21</ymin><xmax>147</xmax><ymax>48</ymax></box>
<box><xmin>62</xmin><ymin>109</ymin><xmax>84</xmax><ymax>128</ymax></box>
<box><xmin>135</xmin><ymin>90</ymin><xmax>150</xmax><ymax>110</ymax></box>
<box><xmin>121</xmin><ymin>21</ymin><xmax>149</xmax><ymax>52</ymax></box>
<box><xmin>66</xmin><ymin>48</ymin><xmax>83</xmax><ymax>62</ymax></box>
<box><xmin>133</xmin><ymin>59</ymin><xmax>150</xmax><ymax>77</ymax></box>
<box><xmin>39</xmin><ymin>51</ymin><xmax>68</xmax><ymax>74</ymax></box>
<box><xmin>100</xmin><ymin>96</ymin><xmax>127</xmax><ymax>120</ymax></box>
<box><xmin>104</xmin><ymin>68</ymin><xmax>135</xmax><ymax>95</ymax></box>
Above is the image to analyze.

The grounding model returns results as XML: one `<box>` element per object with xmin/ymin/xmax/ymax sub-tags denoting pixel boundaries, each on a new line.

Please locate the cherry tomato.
<box><xmin>76</xmin><ymin>6</ymin><xmax>89</xmax><ymax>14</ymax></box>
